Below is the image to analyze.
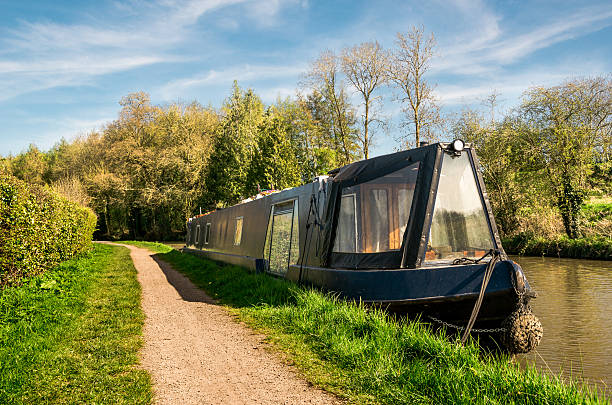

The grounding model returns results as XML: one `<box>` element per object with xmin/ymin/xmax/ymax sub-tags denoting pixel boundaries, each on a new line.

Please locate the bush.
<box><xmin>0</xmin><ymin>175</ymin><xmax>97</xmax><ymax>286</ymax></box>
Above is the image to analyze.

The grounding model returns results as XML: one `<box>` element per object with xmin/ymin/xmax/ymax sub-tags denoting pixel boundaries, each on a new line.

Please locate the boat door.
<box><xmin>263</xmin><ymin>199</ymin><xmax>300</xmax><ymax>275</ymax></box>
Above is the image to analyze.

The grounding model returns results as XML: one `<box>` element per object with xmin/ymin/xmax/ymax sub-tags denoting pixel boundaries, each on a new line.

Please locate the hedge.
<box><xmin>0</xmin><ymin>175</ymin><xmax>97</xmax><ymax>287</ymax></box>
<box><xmin>502</xmin><ymin>233</ymin><xmax>612</xmax><ymax>260</ymax></box>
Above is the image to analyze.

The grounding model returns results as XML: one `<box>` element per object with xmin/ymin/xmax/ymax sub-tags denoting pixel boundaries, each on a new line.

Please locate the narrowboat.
<box><xmin>184</xmin><ymin>140</ymin><xmax>542</xmax><ymax>352</ymax></box>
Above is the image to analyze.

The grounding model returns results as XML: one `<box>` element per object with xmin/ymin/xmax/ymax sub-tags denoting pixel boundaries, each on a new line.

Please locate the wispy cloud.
<box><xmin>1</xmin><ymin>114</ymin><xmax>115</xmax><ymax>155</ymax></box>
<box><xmin>489</xmin><ymin>7</ymin><xmax>612</xmax><ymax>63</ymax></box>
<box><xmin>440</xmin><ymin>0</ymin><xmax>501</xmax><ymax>54</ymax></box>
<box><xmin>0</xmin><ymin>0</ymin><xmax>289</xmax><ymax>101</ymax></box>
<box><xmin>434</xmin><ymin>62</ymin><xmax>606</xmax><ymax>106</ymax></box>
<box><xmin>158</xmin><ymin>63</ymin><xmax>306</xmax><ymax>100</ymax></box>
<box><xmin>433</xmin><ymin>3</ymin><xmax>612</xmax><ymax>76</ymax></box>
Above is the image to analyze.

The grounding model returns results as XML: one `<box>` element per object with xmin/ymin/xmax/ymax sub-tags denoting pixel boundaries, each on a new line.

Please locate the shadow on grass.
<box><xmin>150</xmin><ymin>254</ymin><xmax>217</xmax><ymax>304</ymax></box>
<box><xmin>152</xmin><ymin>250</ymin><xmax>295</xmax><ymax>309</ymax></box>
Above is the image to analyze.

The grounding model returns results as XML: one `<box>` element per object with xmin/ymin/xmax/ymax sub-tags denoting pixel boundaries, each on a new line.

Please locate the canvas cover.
<box><xmin>319</xmin><ymin>143</ymin><xmax>442</xmax><ymax>269</ymax></box>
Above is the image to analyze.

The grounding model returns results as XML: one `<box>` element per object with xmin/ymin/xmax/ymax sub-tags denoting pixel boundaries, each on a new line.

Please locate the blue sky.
<box><xmin>1</xmin><ymin>0</ymin><xmax>611</xmax><ymax>157</ymax></box>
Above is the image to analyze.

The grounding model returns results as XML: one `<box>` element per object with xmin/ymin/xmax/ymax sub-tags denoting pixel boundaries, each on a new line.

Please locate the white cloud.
<box><xmin>0</xmin><ymin>56</ymin><xmax>168</xmax><ymax>102</ymax></box>
<box><xmin>488</xmin><ymin>7</ymin><xmax>612</xmax><ymax>64</ymax></box>
<box><xmin>258</xmin><ymin>86</ymin><xmax>297</xmax><ymax>102</ymax></box>
<box><xmin>244</xmin><ymin>0</ymin><xmax>309</xmax><ymax>28</ymax></box>
<box><xmin>440</xmin><ymin>0</ymin><xmax>501</xmax><ymax>54</ymax></box>
<box><xmin>1</xmin><ymin>114</ymin><xmax>115</xmax><ymax>155</ymax></box>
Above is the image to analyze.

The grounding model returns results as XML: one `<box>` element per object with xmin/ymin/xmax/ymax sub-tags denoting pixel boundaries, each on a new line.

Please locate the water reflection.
<box><xmin>512</xmin><ymin>256</ymin><xmax>612</xmax><ymax>396</ymax></box>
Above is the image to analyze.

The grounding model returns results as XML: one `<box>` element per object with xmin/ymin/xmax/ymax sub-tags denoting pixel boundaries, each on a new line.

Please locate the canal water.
<box><xmin>512</xmin><ymin>256</ymin><xmax>612</xmax><ymax>396</ymax></box>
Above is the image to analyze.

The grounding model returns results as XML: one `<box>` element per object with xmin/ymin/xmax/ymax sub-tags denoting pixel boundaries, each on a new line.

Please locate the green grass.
<box><xmin>0</xmin><ymin>243</ymin><xmax>152</xmax><ymax>404</ymax></box>
<box><xmin>125</xmin><ymin>241</ymin><xmax>607</xmax><ymax>404</ymax></box>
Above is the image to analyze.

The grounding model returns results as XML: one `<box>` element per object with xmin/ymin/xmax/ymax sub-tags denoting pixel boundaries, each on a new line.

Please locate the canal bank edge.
<box><xmin>503</xmin><ymin>235</ymin><xmax>612</xmax><ymax>260</ymax></box>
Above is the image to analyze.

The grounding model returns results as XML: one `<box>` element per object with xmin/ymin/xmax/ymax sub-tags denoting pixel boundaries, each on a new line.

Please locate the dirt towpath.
<box><xmin>107</xmin><ymin>243</ymin><xmax>341</xmax><ymax>405</ymax></box>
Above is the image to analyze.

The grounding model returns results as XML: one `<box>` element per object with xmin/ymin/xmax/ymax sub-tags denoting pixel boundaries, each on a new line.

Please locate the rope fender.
<box><xmin>458</xmin><ymin>250</ymin><xmax>543</xmax><ymax>353</ymax></box>
<box><xmin>501</xmin><ymin>265</ymin><xmax>543</xmax><ymax>354</ymax></box>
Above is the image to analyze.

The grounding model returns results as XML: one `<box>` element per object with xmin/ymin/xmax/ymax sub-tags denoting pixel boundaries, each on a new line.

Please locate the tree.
<box><xmin>10</xmin><ymin>144</ymin><xmax>48</xmax><ymax>185</ymax></box>
<box><xmin>0</xmin><ymin>158</ymin><xmax>10</xmax><ymax>175</ymax></box>
<box><xmin>247</xmin><ymin>106</ymin><xmax>302</xmax><ymax>193</ymax></box>
<box><xmin>388</xmin><ymin>26</ymin><xmax>441</xmax><ymax>148</ymax></box>
<box><xmin>302</xmin><ymin>50</ymin><xmax>360</xmax><ymax>165</ymax></box>
<box><xmin>518</xmin><ymin>76</ymin><xmax>612</xmax><ymax>238</ymax></box>
<box><xmin>341</xmin><ymin>42</ymin><xmax>389</xmax><ymax>159</ymax></box>
<box><xmin>205</xmin><ymin>82</ymin><xmax>264</xmax><ymax>207</ymax></box>
<box><xmin>264</xmin><ymin>96</ymin><xmax>336</xmax><ymax>182</ymax></box>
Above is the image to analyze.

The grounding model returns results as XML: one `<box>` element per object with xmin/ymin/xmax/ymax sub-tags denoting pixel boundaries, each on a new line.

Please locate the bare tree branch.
<box><xmin>388</xmin><ymin>26</ymin><xmax>442</xmax><ymax>148</ymax></box>
<box><xmin>341</xmin><ymin>41</ymin><xmax>389</xmax><ymax>159</ymax></box>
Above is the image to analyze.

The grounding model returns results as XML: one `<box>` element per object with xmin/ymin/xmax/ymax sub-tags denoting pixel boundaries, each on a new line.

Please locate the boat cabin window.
<box><xmin>264</xmin><ymin>200</ymin><xmax>299</xmax><ymax>274</ymax></box>
<box><xmin>204</xmin><ymin>223</ymin><xmax>211</xmax><ymax>245</ymax></box>
<box><xmin>234</xmin><ymin>217</ymin><xmax>243</xmax><ymax>246</ymax></box>
<box><xmin>195</xmin><ymin>225</ymin><xmax>201</xmax><ymax>245</ymax></box>
<box><xmin>333</xmin><ymin>162</ymin><xmax>420</xmax><ymax>253</ymax></box>
<box><xmin>425</xmin><ymin>152</ymin><xmax>494</xmax><ymax>263</ymax></box>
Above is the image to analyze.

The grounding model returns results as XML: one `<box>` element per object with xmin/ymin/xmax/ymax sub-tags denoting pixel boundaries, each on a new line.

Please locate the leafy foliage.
<box><xmin>4</xmin><ymin>82</ymin><xmax>360</xmax><ymax>240</ymax></box>
<box><xmin>205</xmin><ymin>82</ymin><xmax>265</xmax><ymax>206</ymax></box>
<box><xmin>247</xmin><ymin>106</ymin><xmax>302</xmax><ymax>193</ymax></box>
<box><xmin>503</xmin><ymin>234</ymin><xmax>612</xmax><ymax>260</ymax></box>
<box><xmin>0</xmin><ymin>175</ymin><xmax>96</xmax><ymax>287</ymax></box>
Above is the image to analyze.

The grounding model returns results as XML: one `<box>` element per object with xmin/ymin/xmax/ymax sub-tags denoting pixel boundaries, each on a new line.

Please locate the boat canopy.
<box><xmin>320</xmin><ymin>143</ymin><xmax>502</xmax><ymax>270</ymax></box>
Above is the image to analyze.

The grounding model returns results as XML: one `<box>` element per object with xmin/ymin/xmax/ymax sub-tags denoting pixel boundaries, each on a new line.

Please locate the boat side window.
<box><xmin>333</xmin><ymin>194</ymin><xmax>357</xmax><ymax>252</ymax></box>
<box><xmin>333</xmin><ymin>162</ymin><xmax>420</xmax><ymax>253</ymax></box>
<box><xmin>233</xmin><ymin>217</ymin><xmax>243</xmax><ymax>246</ymax></box>
<box><xmin>204</xmin><ymin>223</ymin><xmax>211</xmax><ymax>245</ymax></box>
<box><xmin>425</xmin><ymin>152</ymin><xmax>494</xmax><ymax>263</ymax></box>
<box><xmin>264</xmin><ymin>200</ymin><xmax>299</xmax><ymax>274</ymax></box>
<box><xmin>195</xmin><ymin>225</ymin><xmax>201</xmax><ymax>246</ymax></box>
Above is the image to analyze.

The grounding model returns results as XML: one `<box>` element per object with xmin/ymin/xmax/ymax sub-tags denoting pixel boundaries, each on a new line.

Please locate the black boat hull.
<box><xmin>286</xmin><ymin>259</ymin><xmax>529</xmax><ymax>325</ymax></box>
<box><xmin>182</xmin><ymin>247</ymin><xmax>531</xmax><ymax>329</ymax></box>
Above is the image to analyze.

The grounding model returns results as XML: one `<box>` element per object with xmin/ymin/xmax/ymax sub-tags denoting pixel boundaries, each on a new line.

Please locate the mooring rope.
<box><xmin>460</xmin><ymin>249</ymin><xmax>501</xmax><ymax>344</ymax></box>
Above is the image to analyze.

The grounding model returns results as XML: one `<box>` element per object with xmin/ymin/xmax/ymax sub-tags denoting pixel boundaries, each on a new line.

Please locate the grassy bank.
<box><xmin>502</xmin><ymin>235</ymin><xmax>612</xmax><ymax>260</ymax></box>
<box><xmin>0</xmin><ymin>244</ymin><xmax>152</xmax><ymax>404</ymax></box>
<box><xmin>126</xmin><ymin>241</ymin><xmax>606</xmax><ymax>404</ymax></box>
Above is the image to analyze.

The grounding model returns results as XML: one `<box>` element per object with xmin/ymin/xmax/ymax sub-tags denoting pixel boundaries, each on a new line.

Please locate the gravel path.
<box><xmin>108</xmin><ymin>243</ymin><xmax>341</xmax><ymax>405</ymax></box>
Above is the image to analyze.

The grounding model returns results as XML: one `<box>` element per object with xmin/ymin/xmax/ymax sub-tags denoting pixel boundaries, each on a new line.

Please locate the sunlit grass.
<box><xmin>586</xmin><ymin>196</ymin><xmax>612</xmax><ymax>205</ymax></box>
<box><xmin>0</xmin><ymin>244</ymin><xmax>152</xmax><ymax>404</ymax></box>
